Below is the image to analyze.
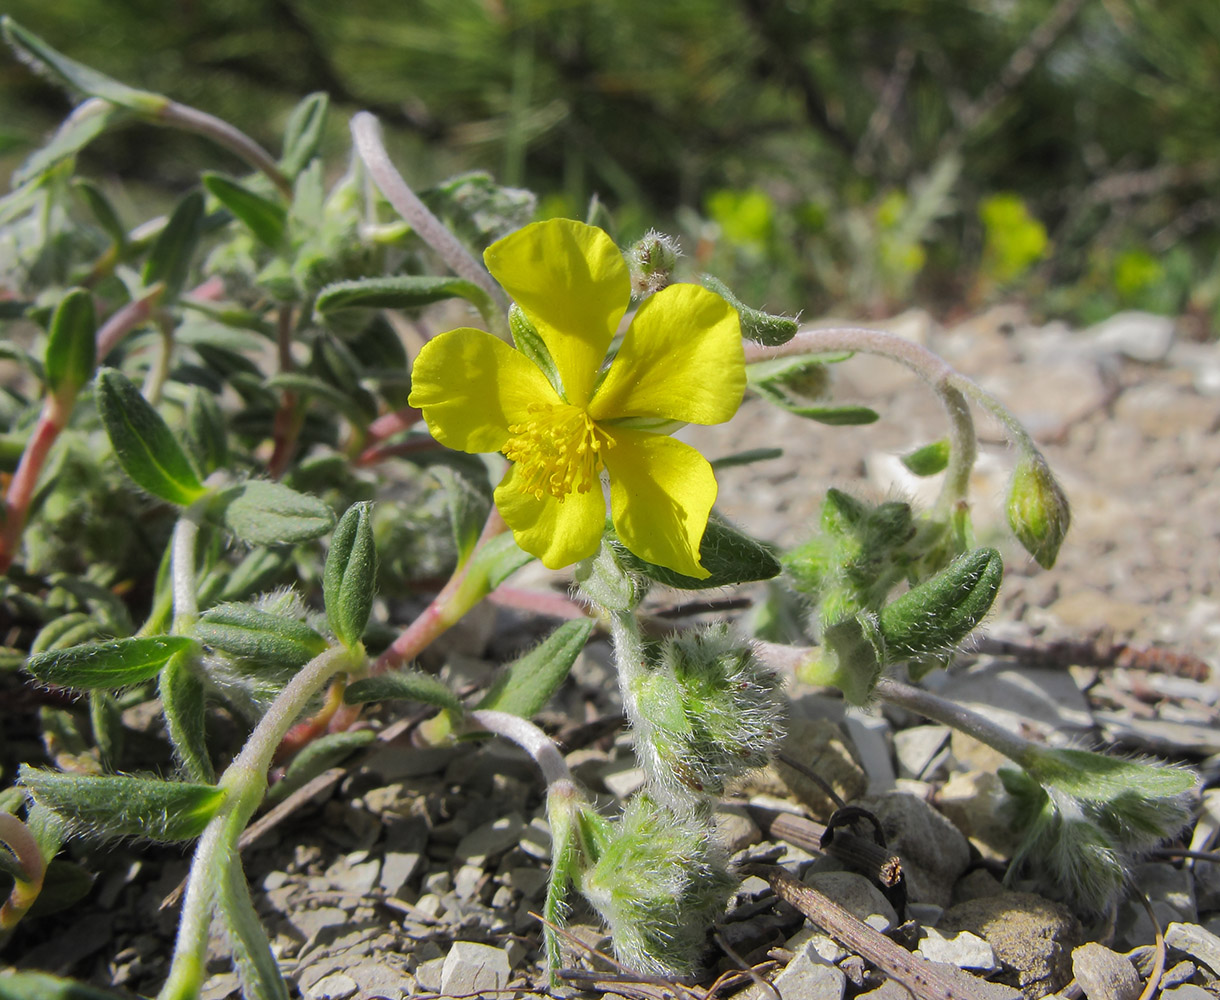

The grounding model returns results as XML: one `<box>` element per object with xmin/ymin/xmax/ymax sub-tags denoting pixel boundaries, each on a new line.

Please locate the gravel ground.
<box><xmin>5</xmin><ymin>307</ymin><xmax>1220</xmax><ymax>1000</ymax></box>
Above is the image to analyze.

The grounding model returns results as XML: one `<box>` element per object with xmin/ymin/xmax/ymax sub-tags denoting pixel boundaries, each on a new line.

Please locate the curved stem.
<box><xmin>350</xmin><ymin>112</ymin><xmax>508</xmax><ymax>332</ymax></box>
<box><xmin>0</xmin><ymin>812</ymin><xmax>46</xmax><ymax>932</ymax></box>
<box><xmin>469</xmin><ymin>709</ymin><xmax>573</xmax><ymax>788</ymax></box>
<box><xmin>744</xmin><ymin>327</ymin><xmax>979</xmax><ymax>514</ymax></box>
<box><xmin>0</xmin><ymin>395</ymin><xmax>69</xmax><ymax>572</ymax></box>
<box><xmin>160</xmin><ymin>101</ymin><xmax>291</xmax><ymax>198</ymax></box>
<box><xmin>96</xmin><ymin>284</ymin><xmax>165</xmax><ymax>362</ymax></box>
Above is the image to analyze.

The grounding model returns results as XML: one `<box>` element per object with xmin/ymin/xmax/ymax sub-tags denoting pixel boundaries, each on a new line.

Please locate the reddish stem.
<box><xmin>0</xmin><ymin>396</ymin><xmax>69</xmax><ymax>572</ymax></box>
<box><xmin>96</xmin><ymin>286</ymin><xmax>164</xmax><ymax>362</ymax></box>
<box><xmin>366</xmin><ymin>406</ymin><xmax>423</xmax><ymax>442</ymax></box>
<box><xmin>353</xmin><ymin>434</ymin><xmax>441</xmax><ymax>468</ymax></box>
<box><xmin>486</xmin><ymin>585</ymin><xmax>588</xmax><ymax>620</ymax></box>
<box><xmin>267</xmin><ymin>305</ymin><xmax>300</xmax><ymax>479</ymax></box>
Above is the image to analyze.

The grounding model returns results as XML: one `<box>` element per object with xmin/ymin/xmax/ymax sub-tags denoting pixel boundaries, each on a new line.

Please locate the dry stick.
<box><xmin>1135</xmin><ymin>892</ymin><xmax>1166</xmax><ymax>1000</ymax></box>
<box><xmin>744</xmin><ymin>863</ymin><xmax>1008</xmax><ymax>1000</ymax></box>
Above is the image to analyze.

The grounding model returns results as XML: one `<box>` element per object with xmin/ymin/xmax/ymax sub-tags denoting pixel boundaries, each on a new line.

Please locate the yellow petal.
<box><xmin>494</xmin><ymin>464</ymin><xmax>607</xmax><ymax>569</ymax></box>
<box><xmin>484</xmin><ymin>219</ymin><xmax>629</xmax><ymax>405</ymax></box>
<box><xmin>408</xmin><ymin>327</ymin><xmax>556</xmax><ymax>453</ymax></box>
<box><xmin>603</xmin><ymin>428</ymin><xmax>717</xmax><ymax>579</ymax></box>
<box><xmin>590</xmin><ymin>283</ymin><xmax>745</xmax><ymax>426</ymax></box>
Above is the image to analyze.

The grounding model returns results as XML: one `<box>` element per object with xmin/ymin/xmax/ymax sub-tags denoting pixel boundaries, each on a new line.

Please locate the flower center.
<box><xmin>503</xmin><ymin>403</ymin><xmax>615</xmax><ymax>501</ymax></box>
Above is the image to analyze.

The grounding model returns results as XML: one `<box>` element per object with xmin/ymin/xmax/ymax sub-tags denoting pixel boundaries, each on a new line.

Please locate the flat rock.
<box><xmin>1165</xmin><ymin>921</ymin><xmax>1220</xmax><ymax>975</ymax></box>
<box><xmin>1071</xmin><ymin>942</ymin><xmax>1141</xmax><ymax>1000</ymax></box>
<box><xmin>939</xmin><ymin>891</ymin><xmax>1080</xmax><ymax>995</ymax></box>
<box><xmin>767</xmin><ymin>941</ymin><xmax>846</xmax><ymax>1000</ymax></box>
<box><xmin>1083</xmin><ymin>311</ymin><xmax>1176</xmax><ymax>362</ymax></box>
<box><xmin>893</xmin><ymin>725</ymin><xmax>951</xmax><ymax>781</ymax></box>
<box><xmin>453</xmin><ymin>812</ymin><xmax>525</xmax><ymax>865</ymax></box>
<box><xmin>804</xmin><ymin>870</ymin><xmax>899</xmax><ymax>932</ymax></box>
<box><xmin>302</xmin><ymin>973</ymin><xmax>358</xmax><ymax>1000</ymax></box>
<box><xmin>939</xmin><ymin>664</ymin><xmax>1093</xmax><ymax>743</ymax></box>
<box><xmin>937</xmin><ymin>769</ymin><xmax>1023</xmax><ymax>861</ymax></box>
<box><xmin>735</xmin><ymin>715</ymin><xmax>868</xmax><ymax>817</ymax></box>
<box><xmin>440</xmin><ymin>940</ymin><xmax>511</xmax><ymax>995</ymax></box>
<box><xmin>916</xmin><ymin>926</ymin><xmax>998</xmax><ymax>972</ymax></box>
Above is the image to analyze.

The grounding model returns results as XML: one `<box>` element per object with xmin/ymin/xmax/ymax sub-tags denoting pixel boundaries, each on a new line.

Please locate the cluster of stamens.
<box><xmin>503</xmin><ymin>403</ymin><xmax>615</xmax><ymax>501</ymax></box>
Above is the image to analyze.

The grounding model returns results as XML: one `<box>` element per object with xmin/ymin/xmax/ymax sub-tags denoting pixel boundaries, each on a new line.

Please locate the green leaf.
<box><xmin>18</xmin><ymin>767</ymin><xmax>226</xmax><ymax>842</ymax></box>
<box><xmin>194</xmin><ymin>603</ymin><xmax>328</xmax><ymax>667</ymax></box>
<box><xmin>430</xmin><ymin>464</ymin><xmax>492</xmax><ymax>566</ymax></box>
<box><xmin>96</xmin><ymin>368</ymin><xmax>207</xmax><ymax>505</ymax></box>
<box><xmin>1</xmin><ymin>18</ymin><xmax>168</xmax><ymax>114</ymax></box>
<box><xmin>160</xmin><ymin>650</ymin><xmax>213</xmax><ymax>783</ymax></box>
<box><xmin>803</xmin><ymin>612</ymin><xmax>885</xmax><ymax>705</ymax></box>
<box><xmin>465</xmin><ymin>531</ymin><xmax>534</xmax><ymax>592</ymax></box>
<box><xmin>710</xmin><ymin>447</ymin><xmax>782</xmax><ymax>470</ymax></box>
<box><xmin>315</xmin><ymin>274</ymin><xmax>496</xmax><ymax>324</ymax></box>
<box><xmin>202</xmin><ymin>172</ymin><xmax>287</xmax><ymax>249</ymax></box>
<box><xmin>212</xmin><ymin>480</ymin><xmax>334</xmax><ymax>545</ymax></box>
<box><xmin>279</xmin><ymin>92</ymin><xmax>328</xmax><ymax>180</ymax></box>
<box><xmin>699</xmin><ymin>273</ymin><xmax>798</xmax><ymax>345</ymax></box>
<box><xmin>477</xmin><ymin>619</ymin><xmax>594</xmax><ymax>718</ymax></box>
<box><xmin>0</xmin><ymin>971</ymin><xmax>131</xmax><ymax>1000</ymax></box>
<box><xmin>183</xmin><ymin>384</ymin><xmax>230</xmax><ymax>476</ymax></box>
<box><xmin>784</xmin><ymin>403</ymin><xmax>879</xmax><ymax>425</ymax></box>
<box><xmin>1022</xmin><ymin>747</ymin><xmax>1198</xmax><ymax>802</ymax></box>
<box><xmin>613</xmin><ymin>514</ymin><xmax>781</xmax><ymax>590</ymax></box>
<box><xmin>901</xmin><ymin>438</ymin><xmax>951</xmax><ymax>476</ymax></box>
<box><xmin>25</xmin><ymin>635</ymin><xmax>196</xmax><ymax>690</ymax></box>
<box><xmin>324</xmin><ymin>502</ymin><xmax>377</xmax><ymax>649</ymax></box>
<box><xmin>29</xmin><ymin>613</ymin><xmax>108</xmax><ymax>655</ymax></box>
<box><xmin>268</xmin><ymin>729</ymin><xmax>375</xmax><ymax>806</ymax></box>
<box><xmin>344</xmin><ymin>670</ymin><xmax>464</xmax><ymax>714</ymax></box>
<box><xmin>12</xmin><ymin>99</ymin><xmax>128</xmax><ymax>188</ymax></box>
<box><xmin>141</xmin><ymin>189</ymin><xmax>205</xmax><ymax>300</ymax></box>
<box><xmin>43</xmin><ymin>287</ymin><xmax>96</xmax><ymax>401</ymax></box>
<box><xmin>265</xmin><ymin>372</ymin><xmax>374</xmax><ymax>428</ymax></box>
<box><xmin>72</xmin><ymin>178</ymin><xmax>128</xmax><ymax>251</ymax></box>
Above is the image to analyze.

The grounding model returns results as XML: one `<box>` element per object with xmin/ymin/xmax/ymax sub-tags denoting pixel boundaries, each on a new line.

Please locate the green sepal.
<box><xmin>17</xmin><ymin>767</ymin><xmax>227</xmax><ymax>842</ymax></box>
<box><xmin>160</xmin><ymin>650</ymin><xmax>213</xmax><ymax>783</ymax></box>
<box><xmin>183</xmin><ymin>384</ymin><xmax>230</xmax><ymax>476</ymax></box>
<box><xmin>0</xmin><ymin>971</ymin><xmax>133</xmax><ymax>1000</ymax></box>
<box><xmin>801</xmin><ymin>613</ymin><xmax>885</xmax><ymax>704</ymax></box>
<box><xmin>314</xmin><ymin>274</ymin><xmax>497</xmax><ymax>326</ymax></box>
<box><xmin>210</xmin><ymin>480</ymin><xmax>334</xmax><ymax>546</ymax></box>
<box><xmin>324</xmin><ymin>502</ymin><xmax>377</xmax><ymax>649</ymax></box>
<box><xmin>141</xmin><ymin>189</ymin><xmax>205</xmax><ymax>300</ymax></box>
<box><xmin>43</xmin><ymin>287</ymin><xmax>96</xmax><ymax>402</ymax></box>
<box><xmin>193</xmin><ymin>603</ymin><xmax>328</xmax><ymax>668</ymax></box>
<box><xmin>901</xmin><ymin>438</ymin><xmax>951</xmax><ymax>476</ymax></box>
<box><xmin>0</xmin><ymin>17</ymin><xmax>168</xmax><ymax>115</ymax></box>
<box><xmin>509</xmin><ymin>303</ymin><xmax>565</xmax><ymax>400</ymax></box>
<box><xmin>477</xmin><ymin>619</ymin><xmax>595</xmax><ymax>718</ymax></box>
<box><xmin>202</xmin><ymin>172</ymin><xmax>287</xmax><ymax>249</ymax></box>
<box><xmin>279</xmin><ymin>92</ymin><xmax>329</xmax><ymax>180</ymax></box>
<box><xmin>1007</xmin><ymin>450</ymin><xmax>1070</xmax><ymax>569</ymax></box>
<box><xmin>611</xmin><ymin>513</ymin><xmax>781</xmax><ymax>590</ymax></box>
<box><xmin>344</xmin><ymin>670</ymin><xmax>464</xmax><ymax>714</ymax></box>
<box><xmin>878</xmin><ymin>546</ymin><xmax>1003</xmax><ymax>660</ymax></box>
<box><xmin>95</xmin><ymin>367</ymin><xmax>207</xmax><ymax>506</ymax></box>
<box><xmin>267</xmin><ymin>729</ymin><xmax>375</xmax><ymax>806</ymax></box>
<box><xmin>699</xmin><ymin>274</ymin><xmax>798</xmax><ymax>346</ymax></box>
<box><xmin>25</xmin><ymin>635</ymin><xmax>197</xmax><ymax>690</ymax></box>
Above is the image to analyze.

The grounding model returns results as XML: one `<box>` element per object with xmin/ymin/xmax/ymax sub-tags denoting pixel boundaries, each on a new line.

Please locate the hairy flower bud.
<box><xmin>626</xmin><ymin>229</ymin><xmax>682</xmax><ymax>297</ymax></box>
<box><xmin>1007</xmin><ymin>450</ymin><xmax>1070</xmax><ymax>569</ymax></box>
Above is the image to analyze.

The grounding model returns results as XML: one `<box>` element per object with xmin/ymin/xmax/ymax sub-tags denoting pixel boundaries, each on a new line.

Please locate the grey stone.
<box><xmin>287</xmin><ymin>906</ymin><xmax>349</xmax><ymax>948</ymax></box>
<box><xmin>440</xmin><ymin>941</ymin><xmax>512</xmax><ymax>995</ymax></box>
<box><xmin>713</xmin><ymin>802</ymin><xmax>762</xmax><ymax>852</ymax></box>
<box><xmin>1118</xmin><ymin>864</ymin><xmax>1197</xmax><ymax>948</ymax></box>
<box><xmin>453</xmin><ymin>812</ymin><xmax>526</xmax><ymax>865</ymax></box>
<box><xmin>1084</xmin><ymin>310</ymin><xmax>1176</xmax><ymax>362</ymax></box>
<box><xmin>769</xmin><ymin>943</ymin><xmax>846</xmax><ymax>1000</ymax></box>
<box><xmin>1165</xmin><ymin>921</ymin><xmax>1220</xmax><ymax>975</ymax></box>
<box><xmin>940</xmin><ymin>891</ymin><xmax>1080</xmax><ymax>994</ymax></box>
<box><xmin>413</xmin><ymin>955</ymin><xmax>446</xmax><ymax>992</ymax></box>
<box><xmin>302</xmin><ymin>973</ymin><xmax>358</xmax><ymax>1000</ymax></box>
<box><xmin>804</xmin><ymin>870</ymin><xmax>899</xmax><ymax>933</ymax></box>
<box><xmin>358</xmin><ymin>744</ymin><xmax>462</xmax><ymax>780</ymax></box>
<box><xmin>518</xmin><ymin>815</ymin><xmax>552</xmax><ymax>860</ymax></box>
<box><xmin>938</xmin><ymin>769</ymin><xmax>1023</xmax><ymax>861</ymax></box>
<box><xmin>325</xmin><ymin>853</ymin><xmax>380</xmax><ymax>895</ymax></box>
<box><xmin>844</xmin><ymin>708</ymin><xmax>897</xmax><ymax>795</ymax></box>
<box><xmin>1161</xmin><ymin>988</ymin><xmax>1214</xmax><ymax>1000</ymax></box>
<box><xmin>851</xmin><ymin>791</ymin><xmax>971</xmax><ymax>906</ymax></box>
<box><xmin>736</xmin><ymin>715</ymin><xmax>869</xmax><ymax>815</ymax></box>
<box><xmin>916</xmin><ymin>926</ymin><xmax>998</xmax><ymax>972</ymax></box>
<box><xmin>1071</xmin><ymin>942</ymin><xmax>1141</xmax><ymax>1000</ymax></box>
<box><xmin>893</xmin><ymin>724</ymin><xmax>951</xmax><ymax>780</ymax></box>
<box><xmin>454</xmin><ymin>863</ymin><xmax>484</xmax><ymax>900</ymax></box>
<box><xmin>785</xmin><ymin>927</ymin><xmax>848</xmax><ymax>964</ymax></box>
<box><xmin>940</xmin><ymin>664</ymin><xmax>1093</xmax><ymax>743</ymax></box>
<box><xmin>854</xmin><ymin>980</ymin><xmax>913</xmax><ymax>1000</ymax></box>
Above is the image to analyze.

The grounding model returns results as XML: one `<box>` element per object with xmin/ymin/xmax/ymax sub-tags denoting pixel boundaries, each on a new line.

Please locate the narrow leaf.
<box><xmin>44</xmin><ymin>287</ymin><xmax>96</xmax><ymax>400</ymax></box>
<box><xmin>12</xmin><ymin>99</ymin><xmax>126</xmax><ymax>188</ymax></box>
<box><xmin>343</xmin><ymin>670</ymin><xmax>464</xmax><ymax>714</ymax></box>
<box><xmin>25</xmin><ymin>635</ymin><xmax>196</xmax><ymax>690</ymax></box>
<box><xmin>72</xmin><ymin>178</ymin><xmax>128</xmax><ymax>250</ymax></box>
<box><xmin>18</xmin><ymin>767</ymin><xmax>226</xmax><ymax>842</ymax></box>
<box><xmin>315</xmin><ymin>275</ymin><xmax>496</xmax><ymax>322</ymax></box>
<box><xmin>194</xmin><ymin>603</ymin><xmax>328</xmax><ymax>667</ymax></box>
<box><xmin>613</xmin><ymin>514</ymin><xmax>781</xmax><ymax>590</ymax></box>
<box><xmin>477</xmin><ymin>619</ymin><xmax>594</xmax><ymax>718</ymax></box>
<box><xmin>268</xmin><ymin>730</ymin><xmax>375</xmax><ymax>805</ymax></box>
<box><xmin>785</xmin><ymin>403</ymin><xmax>879</xmax><ymax>425</ymax></box>
<box><xmin>901</xmin><ymin>438</ymin><xmax>951</xmax><ymax>476</ymax></box>
<box><xmin>202</xmin><ymin>172</ymin><xmax>286</xmax><ymax>249</ymax></box>
<box><xmin>265</xmin><ymin>372</ymin><xmax>374</xmax><ymax>428</ymax></box>
<box><xmin>710</xmin><ymin>447</ymin><xmax>782</xmax><ymax>470</ymax></box>
<box><xmin>183</xmin><ymin>384</ymin><xmax>230</xmax><ymax>476</ymax></box>
<box><xmin>141</xmin><ymin>189</ymin><xmax>204</xmax><ymax>300</ymax></box>
<box><xmin>323</xmin><ymin>502</ymin><xmax>377</xmax><ymax>649</ymax></box>
<box><xmin>699</xmin><ymin>274</ymin><xmax>798</xmax><ymax>346</ymax></box>
<box><xmin>96</xmin><ymin>368</ymin><xmax>206</xmax><ymax>505</ymax></box>
<box><xmin>212</xmin><ymin>480</ymin><xmax>334</xmax><ymax>546</ymax></box>
<box><xmin>160</xmin><ymin>650</ymin><xmax>213</xmax><ymax>783</ymax></box>
<box><xmin>279</xmin><ymin>92</ymin><xmax>328</xmax><ymax>180</ymax></box>
<box><xmin>0</xmin><ymin>971</ymin><xmax>130</xmax><ymax>1000</ymax></box>
<box><xmin>1</xmin><ymin>18</ymin><xmax>167</xmax><ymax>113</ymax></box>
<box><xmin>509</xmin><ymin>303</ymin><xmax>564</xmax><ymax>399</ymax></box>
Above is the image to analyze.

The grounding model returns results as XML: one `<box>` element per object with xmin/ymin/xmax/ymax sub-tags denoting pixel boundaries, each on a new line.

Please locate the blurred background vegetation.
<box><xmin>2</xmin><ymin>0</ymin><xmax>1218</xmax><ymax>330</ymax></box>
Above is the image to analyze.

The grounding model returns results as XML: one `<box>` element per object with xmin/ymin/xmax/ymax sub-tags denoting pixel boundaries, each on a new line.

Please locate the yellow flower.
<box><xmin>408</xmin><ymin>218</ymin><xmax>745</xmax><ymax>578</ymax></box>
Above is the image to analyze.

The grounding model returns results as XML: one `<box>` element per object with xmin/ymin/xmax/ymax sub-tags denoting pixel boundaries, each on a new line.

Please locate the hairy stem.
<box><xmin>470</xmin><ymin>709</ymin><xmax>574</xmax><ymax>788</ymax></box>
<box><xmin>170</xmin><ymin>508</ymin><xmax>203</xmax><ymax>632</ymax></box>
<box><xmin>0</xmin><ymin>812</ymin><xmax>46</xmax><ymax>931</ymax></box>
<box><xmin>0</xmin><ymin>395</ymin><xmax>70</xmax><ymax>572</ymax></box>
<box><xmin>160</xmin><ymin>101</ymin><xmax>291</xmax><ymax>198</ymax></box>
<box><xmin>96</xmin><ymin>284</ymin><xmax>165</xmax><ymax>362</ymax></box>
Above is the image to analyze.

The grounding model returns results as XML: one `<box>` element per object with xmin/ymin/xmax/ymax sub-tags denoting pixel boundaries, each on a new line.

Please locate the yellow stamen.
<box><xmin>503</xmin><ymin>403</ymin><xmax>615</xmax><ymax>501</ymax></box>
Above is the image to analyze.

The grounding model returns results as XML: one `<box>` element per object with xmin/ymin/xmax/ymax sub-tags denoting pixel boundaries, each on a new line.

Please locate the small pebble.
<box><xmin>1071</xmin><ymin>942</ymin><xmax>1141</xmax><ymax>1000</ymax></box>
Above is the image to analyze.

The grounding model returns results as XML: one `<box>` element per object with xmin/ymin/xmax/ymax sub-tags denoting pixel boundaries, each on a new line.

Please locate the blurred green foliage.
<box><xmin>2</xmin><ymin>0</ymin><xmax>1218</xmax><ymax>327</ymax></box>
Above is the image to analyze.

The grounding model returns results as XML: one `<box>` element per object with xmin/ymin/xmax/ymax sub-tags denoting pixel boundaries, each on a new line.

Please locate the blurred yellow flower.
<box><xmin>408</xmin><ymin>218</ymin><xmax>745</xmax><ymax>578</ymax></box>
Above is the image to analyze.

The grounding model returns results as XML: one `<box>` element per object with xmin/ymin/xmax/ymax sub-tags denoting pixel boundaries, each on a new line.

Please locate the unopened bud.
<box><xmin>626</xmin><ymin>229</ymin><xmax>682</xmax><ymax>297</ymax></box>
<box><xmin>1007</xmin><ymin>450</ymin><xmax>1070</xmax><ymax>569</ymax></box>
<box><xmin>799</xmin><ymin>612</ymin><xmax>884</xmax><ymax>705</ymax></box>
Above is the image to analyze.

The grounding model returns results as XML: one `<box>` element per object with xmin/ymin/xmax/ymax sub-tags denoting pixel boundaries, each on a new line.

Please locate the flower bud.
<box><xmin>626</xmin><ymin>229</ymin><xmax>682</xmax><ymax>297</ymax></box>
<box><xmin>578</xmin><ymin>794</ymin><xmax>735</xmax><ymax>977</ymax></box>
<box><xmin>1007</xmin><ymin>450</ymin><xmax>1070</xmax><ymax>569</ymax></box>
<box><xmin>798</xmin><ymin>612</ymin><xmax>884</xmax><ymax>704</ymax></box>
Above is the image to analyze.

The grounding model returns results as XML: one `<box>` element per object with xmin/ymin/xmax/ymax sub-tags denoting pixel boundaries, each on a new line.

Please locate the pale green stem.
<box><xmin>170</xmin><ymin>510</ymin><xmax>202</xmax><ymax>633</ymax></box>
<box><xmin>142</xmin><ymin>318</ymin><xmax>175</xmax><ymax>406</ymax></box>
<box><xmin>945</xmin><ymin>371</ymin><xmax>1041</xmax><ymax>457</ymax></box>
<box><xmin>159</xmin><ymin>646</ymin><xmax>352</xmax><ymax>1000</ymax></box>
<box><xmin>744</xmin><ymin>328</ymin><xmax>979</xmax><ymax>514</ymax></box>
<box><xmin>607</xmin><ymin>608</ymin><xmax>651</xmax><ymax>730</ymax></box>
<box><xmin>159</xmin><ymin>101</ymin><xmax>291</xmax><ymax>198</ymax></box>
<box><xmin>469</xmin><ymin>709</ymin><xmax>573</xmax><ymax>788</ymax></box>
<box><xmin>350</xmin><ymin>111</ymin><xmax>509</xmax><ymax>334</ymax></box>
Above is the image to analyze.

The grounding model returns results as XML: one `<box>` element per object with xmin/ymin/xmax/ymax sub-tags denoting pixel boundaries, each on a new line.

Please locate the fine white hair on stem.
<box><xmin>470</xmin><ymin>709</ymin><xmax>573</xmax><ymax>789</ymax></box>
<box><xmin>350</xmin><ymin>112</ymin><xmax>506</xmax><ymax>313</ymax></box>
